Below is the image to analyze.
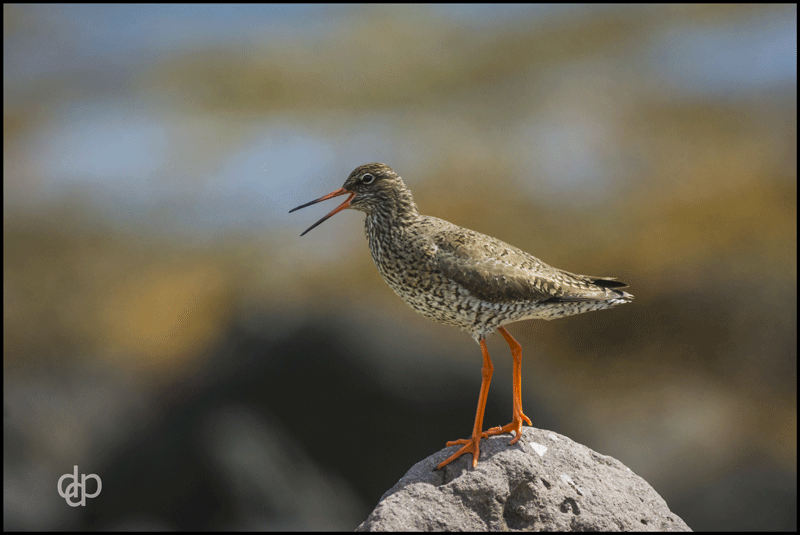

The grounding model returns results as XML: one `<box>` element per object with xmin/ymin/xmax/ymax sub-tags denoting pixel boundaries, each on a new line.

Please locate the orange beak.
<box><xmin>289</xmin><ymin>187</ymin><xmax>355</xmax><ymax>236</ymax></box>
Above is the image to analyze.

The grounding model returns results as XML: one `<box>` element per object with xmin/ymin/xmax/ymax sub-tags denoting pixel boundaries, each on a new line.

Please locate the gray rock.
<box><xmin>357</xmin><ymin>427</ymin><xmax>691</xmax><ymax>531</ymax></box>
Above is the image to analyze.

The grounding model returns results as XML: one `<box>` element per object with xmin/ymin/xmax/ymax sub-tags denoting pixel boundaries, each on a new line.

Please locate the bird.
<box><xmin>290</xmin><ymin>163</ymin><xmax>632</xmax><ymax>469</ymax></box>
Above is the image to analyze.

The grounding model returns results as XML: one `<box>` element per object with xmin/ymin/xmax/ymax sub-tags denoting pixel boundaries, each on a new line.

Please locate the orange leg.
<box><xmin>483</xmin><ymin>326</ymin><xmax>532</xmax><ymax>444</ymax></box>
<box><xmin>437</xmin><ymin>338</ymin><xmax>494</xmax><ymax>469</ymax></box>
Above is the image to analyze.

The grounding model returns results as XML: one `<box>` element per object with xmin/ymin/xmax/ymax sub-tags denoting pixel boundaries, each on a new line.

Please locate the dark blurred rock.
<box><xmin>357</xmin><ymin>427</ymin><xmax>691</xmax><ymax>532</ymax></box>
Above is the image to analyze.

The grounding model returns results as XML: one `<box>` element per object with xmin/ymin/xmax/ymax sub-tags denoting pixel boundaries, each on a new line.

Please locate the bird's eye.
<box><xmin>361</xmin><ymin>173</ymin><xmax>375</xmax><ymax>184</ymax></box>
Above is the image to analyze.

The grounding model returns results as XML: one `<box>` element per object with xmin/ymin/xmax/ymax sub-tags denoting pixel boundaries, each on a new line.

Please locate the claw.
<box><xmin>438</xmin><ymin>435</ymin><xmax>482</xmax><ymax>469</ymax></box>
<box><xmin>484</xmin><ymin>410</ymin><xmax>532</xmax><ymax>445</ymax></box>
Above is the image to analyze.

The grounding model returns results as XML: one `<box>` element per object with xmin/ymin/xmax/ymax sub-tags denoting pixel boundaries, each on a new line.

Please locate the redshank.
<box><xmin>290</xmin><ymin>163</ymin><xmax>632</xmax><ymax>469</ymax></box>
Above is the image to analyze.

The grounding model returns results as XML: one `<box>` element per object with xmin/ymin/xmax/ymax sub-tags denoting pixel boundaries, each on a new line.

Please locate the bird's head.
<box><xmin>290</xmin><ymin>163</ymin><xmax>412</xmax><ymax>236</ymax></box>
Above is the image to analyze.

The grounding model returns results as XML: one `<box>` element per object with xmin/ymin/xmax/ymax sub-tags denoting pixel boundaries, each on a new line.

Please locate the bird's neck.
<box><xmin>367</xmin><ymin>183</ymin><xmax>420</xmax><ymax>229</ymax></box>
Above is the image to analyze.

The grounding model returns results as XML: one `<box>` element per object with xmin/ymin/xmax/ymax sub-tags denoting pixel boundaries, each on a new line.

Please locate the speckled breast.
<box><xmin>365</xmin><ymin>221</ymin><xmax>527</xmax><ymax>339</ymax></box>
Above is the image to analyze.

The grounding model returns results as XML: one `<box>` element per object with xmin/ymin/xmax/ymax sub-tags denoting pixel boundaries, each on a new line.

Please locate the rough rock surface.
<box><xmin>357</xmin><ymin>427</ymin><xmax>691</xmax><ymax>531</ymax></box>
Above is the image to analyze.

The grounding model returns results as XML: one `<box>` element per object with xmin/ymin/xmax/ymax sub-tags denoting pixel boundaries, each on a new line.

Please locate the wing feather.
<box><xmin>417</xmin><ymin>217</ymin><xmax>629</xmax><ymax>304</ymax></box>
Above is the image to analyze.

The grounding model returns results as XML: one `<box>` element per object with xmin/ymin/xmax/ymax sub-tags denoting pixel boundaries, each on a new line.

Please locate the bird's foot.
<box><xmin>437</xmin><ymin>433</ymin><xmax>483</xmax><ymax>469</ymax></box>
<box><xmin>484</xmin><ymin>411</ymin><xmax>532</xmax><ymax>445</ymax></box>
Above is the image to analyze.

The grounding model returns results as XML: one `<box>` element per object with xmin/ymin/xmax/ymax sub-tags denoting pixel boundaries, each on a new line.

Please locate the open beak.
<box><xmin>289</xmin><ymin>187</ymin><xmax>355</xmax><ymax>236</ymax></box>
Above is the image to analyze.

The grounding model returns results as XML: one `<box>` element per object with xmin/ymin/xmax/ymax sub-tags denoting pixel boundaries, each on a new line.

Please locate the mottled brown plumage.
<box><xmin>290</xmin><ymin>162</ymin><xmax>632</xmax><ymax>469</ymax></box>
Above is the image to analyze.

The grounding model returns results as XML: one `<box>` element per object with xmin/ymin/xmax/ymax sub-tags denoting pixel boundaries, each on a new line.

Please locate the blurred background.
<box><xmin>4</xmin><ymin>4</ymin><xmax>796</xmax><ymax>531</ymax></box>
